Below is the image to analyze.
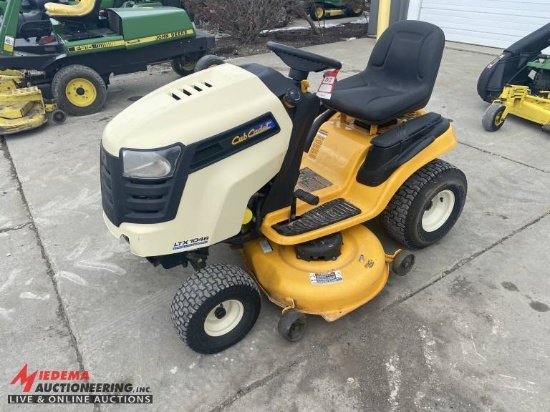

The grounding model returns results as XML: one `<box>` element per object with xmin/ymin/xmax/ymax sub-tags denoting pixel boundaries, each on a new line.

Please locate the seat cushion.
<box><xmin>321</xmin><ymin>20</ymin><xmax>445</xmax><ymax>125</ymax></box>
<box><xmin>323</xmin><ymin>72</ymin><xmax>426</xmax><ymax>124</ymax></box>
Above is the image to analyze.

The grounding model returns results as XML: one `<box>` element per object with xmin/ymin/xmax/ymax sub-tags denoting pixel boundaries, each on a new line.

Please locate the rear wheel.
<box><xmin>52</xmin><ymin>65</ymin><xmax>107</xmax><ymax>116</ymax></box>
<box><xmin>310</xmin><ymin>4</ymin><xmax>325</xmax><ymax>21</ymax></box>
<box><xmin>171</xmin><ymin>56</ymin><xmax>198</xmax><ymax>77</ymax></box>
<box><xmin>482</xmin><ymin>103</ymin><xmax>506</xmax><ymax>132</ymax></box>
<box><xmin>345</xmin><ymin>7</ymin><xmax>363</xmax><ymax>17</ymax></box>
<box><xmin>194</xmin><ymin>55</ymin><xmax>225</xmax><ymax>72</ymax></box>
<box><xmin>171</xmin><ymin>264</ymin><xmax>261</xmax><ymax>354</ymax></box>
<box><xmin>381</xmin><ymin>159</ymin><xmax>467</xmax><ymax>249</ymax></box>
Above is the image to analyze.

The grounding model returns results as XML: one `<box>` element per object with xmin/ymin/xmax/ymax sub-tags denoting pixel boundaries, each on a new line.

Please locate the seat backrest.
<box><xmin>44</xmin><ymin>0</ymin><xmax>98</xmax><ymax>18</ymax></box>
<box><xmin>365</xmin><ymin>20</ymin><xmax>445</xmax><ymax>95</ymax></box>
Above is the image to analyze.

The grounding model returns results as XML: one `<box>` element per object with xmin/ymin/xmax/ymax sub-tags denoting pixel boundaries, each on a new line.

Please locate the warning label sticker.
<box><xmin>309</xmin><ymin>270</ymin><xmax>342</xmax><ymax>285</ymax></box>
<box><xmin>296</xmin><ymin>167</ymin><xmax>333</xmax><ymax>192</ymax></box>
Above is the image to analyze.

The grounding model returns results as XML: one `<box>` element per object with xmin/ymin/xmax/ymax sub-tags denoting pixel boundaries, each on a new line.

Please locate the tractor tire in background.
<box><xmin>381</xmin><ymin>159</ymin><xmax>467</xmax><ymax>249</ymax></box>
<box><xmin>310</xmin><ymin>4</ymin><xmax>325</xmax><ymax>21</ymax></box>
<box><xmin>171</xmin><ymin>57</ymin><xmax>198</xmax><ymax>76</ymax></box>
<box><xmin>194</xmin><ymin>55</ymin><xmax>225</xmax><ymax>72</ymax></box>
<box><xmin>345</xmin><ymin>7</ymin><xmax>363</xmax><ymax>17</ymax></box>
<box><xmin>52</xmin><ymin>65</ymin><xmax>107</xmax><ymax>116</ymax></box>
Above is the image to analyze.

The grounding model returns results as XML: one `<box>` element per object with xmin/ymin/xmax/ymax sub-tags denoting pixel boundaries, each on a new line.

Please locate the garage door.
<box><xmin>407</xmin><ymin>0</ymin><xmax>550</xmax><ymax>49</ymax></box>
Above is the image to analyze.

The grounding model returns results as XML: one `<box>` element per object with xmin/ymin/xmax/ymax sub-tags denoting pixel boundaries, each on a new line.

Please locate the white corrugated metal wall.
<box><xmin>407</xmin><ymin>0</ymin><xmax>550</xmax><ymax>49</ymax></box>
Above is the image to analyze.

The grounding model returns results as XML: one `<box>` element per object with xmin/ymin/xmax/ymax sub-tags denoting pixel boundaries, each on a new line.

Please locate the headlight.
<box><xmin>122</xmin><ymin>145</ymin><xmax>181</xmax><ymax>179</ymax></box>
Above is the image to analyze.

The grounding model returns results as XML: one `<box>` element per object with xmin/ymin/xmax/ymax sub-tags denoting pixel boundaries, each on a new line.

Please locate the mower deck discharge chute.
<box><xmin>0</xmin><ymin>0</ymin><xmax>214</xmax><ymax>133</ymax></box>
<box><xmin>101</xmin><ymin>20</ymin><xmax>467</xmax><ymax>354</ymax></box>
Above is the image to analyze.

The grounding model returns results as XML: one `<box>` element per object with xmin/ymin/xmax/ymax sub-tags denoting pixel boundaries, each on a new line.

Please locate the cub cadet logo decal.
<box><xmin>173</xmin><ymin>236</ymin><xmax>209</xmax><ymax>251</ymax></box>
<box><xmin>231</xmin><ymin>119</ymin><xmax>276</xmax><ymax>146</ymax></box>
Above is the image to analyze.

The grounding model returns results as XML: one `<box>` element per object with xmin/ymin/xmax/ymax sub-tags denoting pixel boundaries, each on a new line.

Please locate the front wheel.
<box><xmin>381</xmin><ymin>159</ymin><xmax>467</xmax><ymax>249</ymax></box>
<box><xmin>482</xmin><ymin>103</ymin><xmax>506</xmax><ymax>132</ymax></box>
<box><xmin>51</xmin><ymin>65</ymin><xmax>107</xmax><ymax>116</ymax></box>
<box><xmin>171</xmin><ymin>264</ymin><xmax>261</xmax><ymax>354</ymax></box>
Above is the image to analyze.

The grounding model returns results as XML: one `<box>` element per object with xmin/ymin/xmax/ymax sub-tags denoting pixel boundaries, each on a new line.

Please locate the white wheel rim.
<box><xmin>204</xmin><ymin>299</ymin><xmax>244</xmax><ymax>337</ymax></box>
<box><xmin>422</xmin><ymin>189</ymin><xmax>455</xmax><ymax>232</ymax></box>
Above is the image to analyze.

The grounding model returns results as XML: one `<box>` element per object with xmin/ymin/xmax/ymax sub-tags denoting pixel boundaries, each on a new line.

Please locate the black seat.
<box><xmin>322</xmin><ymin>20</ymin><xmax>445</xmax><ymax>125</ymax></box>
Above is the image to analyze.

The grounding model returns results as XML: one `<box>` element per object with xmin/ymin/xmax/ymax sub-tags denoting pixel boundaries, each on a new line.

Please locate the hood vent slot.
<box><xmin>169</xmin><ymin>81</ymin><xmax>214</xmax><ymax>101</ymax></box>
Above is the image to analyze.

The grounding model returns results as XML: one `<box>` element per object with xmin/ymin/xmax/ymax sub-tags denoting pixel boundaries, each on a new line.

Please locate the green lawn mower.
<box><xmin>0</xmin><ymin>0</ymin><xmax>215</xmax><ymax>124</ymax></box>
<box><xmin>309</xmin><ymin>0</ymin><xmax>364</xmax><ymax>21</ymax></box>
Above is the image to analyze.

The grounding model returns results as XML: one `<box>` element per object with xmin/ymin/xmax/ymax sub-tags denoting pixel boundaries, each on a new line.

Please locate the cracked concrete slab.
<box><xmin>1</xmin><ymin>37</ymin><xmax>549</xmax><ymax>411</ymax></box>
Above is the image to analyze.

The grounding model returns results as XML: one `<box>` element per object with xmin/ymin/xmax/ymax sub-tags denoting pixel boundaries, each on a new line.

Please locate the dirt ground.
<box><xmin>210</xmin><ymin>21</ymin><xmax>370</xmax><ymax>58</ymax></box>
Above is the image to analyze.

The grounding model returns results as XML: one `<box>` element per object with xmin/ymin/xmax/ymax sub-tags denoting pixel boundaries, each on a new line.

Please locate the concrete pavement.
<box><xmin>1</xmin><ymin>36</ymin><xmax>549</xmax><ymax>412</ymax></box>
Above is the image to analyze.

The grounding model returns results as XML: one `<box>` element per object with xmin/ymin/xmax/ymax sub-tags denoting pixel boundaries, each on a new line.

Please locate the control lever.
<box><xmin>290</xmin><ymin>189</ymin><xmax>319</xmax><ymax>221</ymax></box>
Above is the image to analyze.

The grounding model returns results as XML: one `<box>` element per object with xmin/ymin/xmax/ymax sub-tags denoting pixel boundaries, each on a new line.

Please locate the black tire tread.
<box><xmin>170</xmin><ymin>264</ymin><xmax>259</xmax><ymax>348</ymax></box>
<box><xmin>194</xmin><ymin>55</ymin><xmax>224</xmax><ymax>72</ymax></box>
<box><xmin>482</xmin><ymin>103</ymin><xmax>505</xmax><ymax>132</ymax></box>
<box><xmin>381</xmin><ymin>159</ymin><xmax>466</xmax><ymax>249</ymax></box>
<box><xmin>51</xmin><ymin>65</ymin><xmax>107</xmax><ymax>116</ymax></box>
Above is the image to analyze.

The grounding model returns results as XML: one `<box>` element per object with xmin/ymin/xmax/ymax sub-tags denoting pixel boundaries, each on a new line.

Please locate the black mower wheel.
<box><xmin>381</xmin><ymin>159</ymin><xmax>467</xmax><ymax>249</ymax></box>
<box><xmin>310</xmin><ymin>4</ymin><xmax>325</xmax><ymax>21</ymax></box>
<box><xmin>52</xmin><ymin>65</ymin><xmax>107</xmax><ymax>116</ymax></box>
<box><xmin>392</xmin><ymin>251</ymin><xmax>416</xmax><ymax>276</ymax></box>
<box><xmin>50</xmin><ymin>109</ymin><xmax>67</xmax><ymax>124</ymax></box>
<box><xmin>171</xmin><ymin>264</ymin><xmax>261</xmax><ymax>354</ymax></box>
<box><xmin>194</xmin><ymin>55</ymin><xmax>225</xmax><ymax>72</ymax></box>
<box><xmin>482</xmin><ymin>103</ymin><xmax>506</xmax><ymax>132</ymax></box>
<box><xmin>171</xmin><ymin>57</ymin><xmax>197</xmax><ymax>77</ymax></box>
<box><xmin>278</xmin><ymin>309</ymin><xmax>307</xmax><ymax>342</ymax></box>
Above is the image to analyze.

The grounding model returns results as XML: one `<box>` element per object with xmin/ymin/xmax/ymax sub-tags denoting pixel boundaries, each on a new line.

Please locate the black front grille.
<box><xmin>100</xmin><ymin>145</ymin><xmax>187</xmax><ymax>226</ymax></box>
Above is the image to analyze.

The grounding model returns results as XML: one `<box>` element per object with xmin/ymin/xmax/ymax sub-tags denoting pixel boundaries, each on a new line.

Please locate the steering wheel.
<box><xmin>267</xmin><ymin>41</ymin><xmax>342</xmax><ymax>81</ymax></box>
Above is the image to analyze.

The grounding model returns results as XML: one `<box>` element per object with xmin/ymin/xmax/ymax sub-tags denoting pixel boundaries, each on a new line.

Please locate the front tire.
<box><xmin>381</xmin><ymin>159</ymin><xmax>467</xmax><ymax>249</ymax></box>
<box><xmin>171</xmin><ymin>264</ymin><xmax>261</xmax><ymax>354</ymax></box>
<box><xmin>52</xmin><ymin>65</ymin><xmax>107</xmax><ymax>116</ymax></box>
<box><xmin>482</xmin><ymin>103</ymin><xmax>506</xmax><ymax>132</ymax></box>
<box><xmin>345</xmin><ymin>7</ymin><xmax>363</xmax><ymax>17</ymax></box>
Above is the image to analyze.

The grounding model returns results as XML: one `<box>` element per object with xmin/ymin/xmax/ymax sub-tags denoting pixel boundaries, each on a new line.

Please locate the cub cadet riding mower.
<box><xmin>479</xmin><ymin>23</ymin><xmax>550</xmax><ymax>132</ymax></box>
<box><xmin>101</xmin><ymin>20</ymin><xmax>467</xmax><ymax>354</ymax></box>
<box><xmin>0</xmin><ymin>0</ymin><xmax>215</xmax><ymax>120</ymax></box>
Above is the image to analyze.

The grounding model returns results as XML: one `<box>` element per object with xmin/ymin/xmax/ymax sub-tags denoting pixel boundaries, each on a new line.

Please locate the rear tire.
<box><xmin>171</xmin><ymin>56</ymin><xmax>197</xmax><ymax>77</ymax></box>
<box><xmin>194</xmin><ymin>55</ymin><xmax>225</xmax><ymax>72</ymax></box>
<box><xmin>345</xmin><ymin>7</ymin><xmax>363</xmax><ymax>17</ymax></box>
<box><xmin>482</xmin><ymin>103</ymin><xmax>506</xmax><ymax>132</ymax></box>
<box><xmin>381</xmin><ymin>159</ymin><xmax>467</xmax><ymax>249</ymax></box>
<box><xmin>52</xmin><ymin>65</ymin><xmax>107</xmax><ymax>116</ymax></box>
<box><xmin>171</xmin><ymin>264</ymin><xmax>261</xmax><ymax>354</ymax></box>
<box><xmin>310</xmin><ymin>4</ymin><xmax>325</xmax><ymax>21</ymax></box>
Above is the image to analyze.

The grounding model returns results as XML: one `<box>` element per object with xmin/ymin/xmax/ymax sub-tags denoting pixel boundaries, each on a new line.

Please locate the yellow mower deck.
<box><xmin>0</xmin><ymin>70</ymin><xmax>61</xmax><ymax>135</ymax></box>
<box><xmin>483</xmin><ymin>85</ymin><xmax>550</xmax><ymax>132</ymax></box>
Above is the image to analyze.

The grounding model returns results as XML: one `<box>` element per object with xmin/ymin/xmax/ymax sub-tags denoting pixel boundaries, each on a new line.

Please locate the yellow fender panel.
<box><xmin>261</xmin><ymin>112</ymin><xmax>457</xmax><ymax>245</ymax></box>
<box><xmin>242</xmin><ymin>225</ymin><xmax>389</xmax><ymax>321</ymax></box>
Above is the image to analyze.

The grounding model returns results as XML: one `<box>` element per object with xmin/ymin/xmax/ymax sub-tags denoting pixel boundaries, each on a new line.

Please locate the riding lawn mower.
<box><xmin>101</xmin><ymin>20</ymin><xmax>467</xmax><ymax>354</ymax></box>
<box><xmin>0</xmin><ymin>0</ymin><xmax>214</xmax><ymax>134</ymax></box>
<box><xmin>478</xmin><ymin>22</ymin><xmax>550</xmax><ymax>132</ymax></box>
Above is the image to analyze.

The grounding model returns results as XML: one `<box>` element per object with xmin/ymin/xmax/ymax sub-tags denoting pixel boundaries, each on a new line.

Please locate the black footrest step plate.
<box><xmin>273</xmin><ymin>198</ymin><xmax>361</xmax><ymax>236</ymax></box>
